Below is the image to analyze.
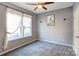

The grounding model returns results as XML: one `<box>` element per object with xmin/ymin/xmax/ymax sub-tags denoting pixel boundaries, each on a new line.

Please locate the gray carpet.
<box><xmin>2</xmin><ymin>40</ymin><xmax>76</xmax><ymax>56</ymax></box>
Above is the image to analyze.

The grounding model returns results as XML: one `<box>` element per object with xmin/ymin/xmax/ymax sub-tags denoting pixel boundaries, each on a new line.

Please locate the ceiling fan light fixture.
<box><xmin>38</xmin><ymin>5</ymin><xmax>42</xmax><ymax>8</ymax></box>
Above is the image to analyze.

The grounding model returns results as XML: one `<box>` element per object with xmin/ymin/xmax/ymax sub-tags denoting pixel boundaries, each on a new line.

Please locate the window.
<box><xmin>6</xmin><ymin>8</ymin><xmax>32</xmax><ymax>41</ymax></box>
<box><xmin>23</xmin><ymin>14</ymin><xmax>32</xmax><ymax>37</ymax></box>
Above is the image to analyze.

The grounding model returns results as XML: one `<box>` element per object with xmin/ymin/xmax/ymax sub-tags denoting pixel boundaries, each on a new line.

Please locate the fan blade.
<box><xmin>26</xmin><ymin>2</ymin><xmax>54</xmax><ymax>5</ymax></box>
<box><xmin>42</xmin><ymin>2</ymin><xmax>54</xmax><ymax>5</ymax></box>
<box><xmin>34</xmin><ymin>6</ymin><xmax>38</xmax><ymax>10</ymax></box>
<box><xmin>42</xmin><ymin>5</ymin><xmax>47</xmax><ymax>10</ymax></box>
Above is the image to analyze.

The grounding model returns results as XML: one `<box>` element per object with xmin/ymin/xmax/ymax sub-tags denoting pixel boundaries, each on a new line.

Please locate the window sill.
<box><xmin>8</xmin><ymin>35</ymin><xmax>32</xmax><ymax>42</ymax></box>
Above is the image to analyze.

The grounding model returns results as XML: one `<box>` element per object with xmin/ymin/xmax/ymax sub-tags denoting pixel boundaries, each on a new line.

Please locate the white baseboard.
<box><xmin>40</xmin><ymin>39</ymin><xmax>73</xmax><ymax>47</ymax></box>
<box><xmin>0</xmin><ymin>39</ymin><xmax>37</xmax><ymax>55</ymax></box>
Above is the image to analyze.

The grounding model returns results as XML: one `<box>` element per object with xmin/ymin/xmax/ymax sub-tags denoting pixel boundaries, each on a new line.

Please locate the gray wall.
<box><xmin>0</xmin><ymin>2</ymin><xmax>38</xmax><ymax>52</ymax></box>
<box><xmin>73</xmin><ymin>2</ymin><xmax>79</xmax><ymax>56</ymax></box>
<box><xmin>0</xmin><ymin>5</ymin><xmax>6</xmax><ymax>52</ymax></box>
<box><xmin>37</xmin><ymin>7</ymin><xmax>73</xmax><ymax>46</ymax></box>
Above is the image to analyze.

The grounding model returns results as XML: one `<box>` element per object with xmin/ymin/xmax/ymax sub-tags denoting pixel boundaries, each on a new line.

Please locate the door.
<box><xmin>74</xmin><ymin>4</ymin><xmax>79</xmax><ymax>55</ymax></box>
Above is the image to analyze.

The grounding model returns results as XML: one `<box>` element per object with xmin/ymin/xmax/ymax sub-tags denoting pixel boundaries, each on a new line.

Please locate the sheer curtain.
<box><xmin>6</xmin><ymin>8</ymin><xmax>22</xmax><ymax>40</ymax></box>
<box><xmin>6</xmin><ymin>8</ymin><xmax>32</xmax><ymax>41</ymax></box>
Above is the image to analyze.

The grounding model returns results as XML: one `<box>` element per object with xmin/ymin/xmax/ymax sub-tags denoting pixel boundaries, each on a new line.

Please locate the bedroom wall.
<box><xmin>37</xmin><ymin>7</ymin><xmax>73</xmax><ymax>46</ymax></box>
<box><xmin>0</xmin><ymin>2</ymin><xmax>38</xmax><ymax>52</ymax></box>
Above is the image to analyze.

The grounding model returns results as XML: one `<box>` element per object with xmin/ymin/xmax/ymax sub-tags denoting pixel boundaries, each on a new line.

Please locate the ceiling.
<box><xmin>10</xmin><ymin>2</ymin><xmax>74</xmax><ymax>14</ymax></box>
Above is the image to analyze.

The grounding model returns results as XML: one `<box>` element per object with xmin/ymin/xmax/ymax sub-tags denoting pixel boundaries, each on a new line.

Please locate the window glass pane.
<box><xmin>6</xmin><ymin>8</ymin><xmax>22</xmax><ymax>40</ymax></box>
<box><xmin>6</xmin><ymin>8</ymin><xmax>32</xmax><ymax>41</ymax></box>
<box><xmin>23</xmin><ymin>14</ymin><xmax>32</xmax><ymax>37</ymax></box>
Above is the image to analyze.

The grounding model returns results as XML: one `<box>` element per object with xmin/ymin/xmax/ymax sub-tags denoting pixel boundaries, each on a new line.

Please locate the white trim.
<box><xmin>40</xmin><ymin>39</ymin><xmax>73</xmax><ymax>47</ymax></box>
<box><xmin>73</xmin><ymin>48</ymin><xmax>77</xmax><ymax>56</ymax></box>
<box><xmin>0</xmin><ymin>39</ymin><xmax>36</xmax><ymax>55</ymax></box>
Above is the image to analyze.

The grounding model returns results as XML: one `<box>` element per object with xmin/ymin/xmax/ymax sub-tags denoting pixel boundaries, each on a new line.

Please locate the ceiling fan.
<box><xmin>26</xmin><ymin>2</ymin><xmax>54</xmax><ymax>10</ymax></box>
